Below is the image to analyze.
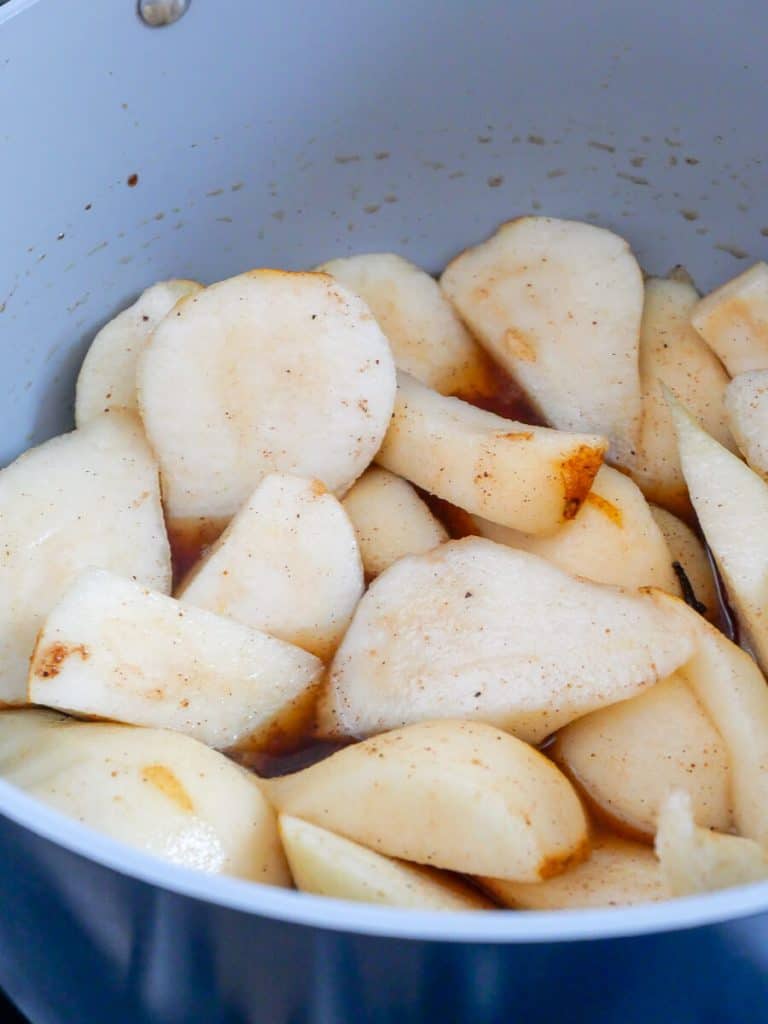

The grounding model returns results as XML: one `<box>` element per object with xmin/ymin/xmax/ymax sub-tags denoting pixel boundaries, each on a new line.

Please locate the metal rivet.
<box><xmin>137</xmin><ymin>0</ymin><xmax>190</xmax><ymax>27</ymax></box>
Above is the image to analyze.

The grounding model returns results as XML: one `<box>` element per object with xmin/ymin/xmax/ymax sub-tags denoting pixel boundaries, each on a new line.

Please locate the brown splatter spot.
<box><xmin>501</xmin><ymin>430</ymin><xmax>534</xmax><ymax>442</ymax></box>
<box><xmin>538</xmin><ymin>836</ymin><xmax>591</xmax><ymax>880</ymax></box>
<box><xmin>364</xmin><ymin>203</ymin><xmax>381</xmax><ymax>214</ymax></box>
<box><xmin>335</xmin><ymin>154</ymin><xmax>361</xmax><ymax>165</ymax></box>
<box><xmin>680</xmin><ymin>209</ymin><xmax>699</xmax><ymax>222</ymax></box>
<box><xmin>560</xmin><ymin>444</ymin><xmax>606</xmax><ymax>520</ymax></box>
<box><xmin>616</xmin><ymin>172</ymin><xmax>649</xmax><ymax>186</ymax></box>
<box><xmin>630</xmin><ymin>156</ymin><xmax>646</xmax><ymax>168</ymax></box>
<box><xmin>487</xmin><ymin>175</ymin><xmax>504</xmax><ymax>188</ymax></box>
<box><xmin>586</xmin><ymin>491</ymin><xmax>623</xmax><ymax>526</ymax></box>
<box><xmin>715</xmin><ymin>243</ymin><xmax>749</xmax><ymax>260</ymax></box>
<box><xmin>503</xmin><ymin>326</ymin><xmax>537</xmax><ymax>363</ymax></box>
<box><xmin>126</xmin><ymin>173</ymin><xmax>139</xmax><ymax>187</ymax></box>
<box><xmin>527</xmin><ymin>134</ymin><xmax>546</xmax><ymax>146</ymax></box>
<box><xmin>588</xmin><ymin>140</ymin><xmax>616</xmax><ymax>153</ymax></box>
<box><xmin>34</xmin><ymin>642</ymin><xmax>89</xmax><ymax>680</ymax></box>
<box><xmin>141</xmin><ymin>764</ymin><xmax>194</xmax><ymax>812</ymax></box>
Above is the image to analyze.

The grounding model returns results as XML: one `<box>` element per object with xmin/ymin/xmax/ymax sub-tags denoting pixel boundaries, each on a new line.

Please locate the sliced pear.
<box><xmin>725</xmin><ymin>369</ymin><xmax>768</xmax><ymax>479</ymax></box>
<box><xmin>319</xmin><ymin>538</ymin><xmax>698</xmax><ymax>744</ymax></box>
<box><xmin>28</xmin><ymin>569</ymin><xmax>322</xmax><ymax>751</ymax></box>
<box><xmin>177</xmin><ymin>474</ymin><xmax>363</xmax><ymax>660</ymax></box>
<box><xmin>375</xmin><ymin>372</ymin><xmax>606</xmax><ymax>535</ymax></box>
<box><xmin>473</xmin><ymin>465</ymin><xmax>680</xmax><ymax>593</ymax></box>
<box><xmin>341</xmin><ymin>467</ymin><xmax>448</xmax><ymax>578</ymax></box>
<box><xmin>669</xmin><ymin>396</ymin><xmax>768</xmax><ymax>669</ymax></box>
<box><xmin>137</xmin><ymin>270</ymin><xmax>396</xmax><ymax>523</ymax></box>
<box><xmin>318</xmin><ymin>253</ymin><xmax>490</xmax><ymax>397</ymax></box>
<box><xmin>554</xmin><ymin>673</ymin><xmax>732</xmax><ymax>839</ymax></box>
<box><xmin>691</xmin><ymin>262</ymin><xmax>768</xmax><ymax>375</ymax></box>
<box><xmin>656</xmin><ymin>790</ymin><xmax>768</xmax><ymax>897</ymax></box>
<box><xmin>651</xmin><ymin>591</ymin><xmax>768</xmax><ymax>846</ymax></box>
<box><xmin>0</xmin><ymin>413</ymin><xmax>171</xmax><ymax>705</ymax></box>
<box><xmin>279</xmin><ymin>815</ymin><xmax>494</xmax><ymax>909</ymax></box>
<box><xmin>632</xmin><ymin>277</ymin><xmax>733</xmax><ymax>516</ymax></box>
<box><xmin>0</xmin><ymin>709</ymin><xmax>289</xmax><ymax>883</ymax></box>
<box><xmin>267</xmin><ymin>720</ymin><xmax>588</xmax><ymax>881</ymax></box>
<box><xmin>75</xmin><ymin>280</ymin><xmax>202</xmax><ymax>426</ymax></box>
<box><xmin>480</xmin><ymin>833</ymin><xmax>668</xmax><ymax>909</ymax></box>
<box><xmin>441</xmin><ymin>217</ymin><xmax>644</xmax><ymax>465</ymax></box>
<box><xmin>649</xmin><ymin>505</ymin><xmax>718</xmax><ymax>623</ymax></box>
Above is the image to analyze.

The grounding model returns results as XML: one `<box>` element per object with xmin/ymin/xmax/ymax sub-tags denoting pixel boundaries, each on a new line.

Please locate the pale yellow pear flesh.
<box><xmin>341</xmin><ymin>467</ymin><xmax>448</xmax><ymax>579</ymax></box>
<box><xmin>691</xmin><ymin>262</ymin><xmax>768</xmax><ymax>375</ymax></box>
<box><xmin>28</xmin><ymin>569</ymin><xmax>323</xmax><ymax>752</ymax></box>
<box><xmin>279</xmin><ymin>815</ymin><xmax>494</xmax><ymax>910</ymax></box>
<box><xmin>375</xmin><ymin>372</ymin><xmax>606</xmax><ymax>535</ymax></box>
<box><xmin>474</xmin><ymin>464</ymin><xmax>681</xmax><ymax>593</ymax></box>
<box><xmin>669</xmin><ymin>397</ymin><xmax>768</xmax><ymax>671</ymax></box>
<box><xmin>319</xmin><ymin>537</ymin><xmax>698</xmax><ymax>744</ymax></box>
<box><xmin>267</xmin><ymin>720</ymin><xmax>589</xmax><ymax>882</ymax></box>
<box><xmin>75</xmin><ymin>279</ymin><xmax>202</xmax><ymax>426</ymax></box>
<box><xmin>0</xmin><ymin>413</ymin><xmax>171</xmax><ymax>705</ymax></box>
<box><xmin>725</xmin><ymin>369</ymin><xmax>768</xmax><ymax>479</ymax></box>
<box><xmin>0</xmin><ymin>709</ymin><xmax>290</xmax><ymax>884</ymax></box>
<box><xmin>318</xmin><ymin>253</ymin><xmax>490</xmax><ymax>396</ymax></box>
<box><xmin>554</xmin><ymin>673</ymin><xmax>732</xmax><ymax>839</ymax></box>
<box><xmin>178</xmin><ymin>474</ymin><xmax>363</xmax><ymax>661</ymax></box>
<box><xmin>656</xmin><ymin>790</ymin><xmax>768</xmax><ymax>897</ymax></box>
<box><xmin>480</xmin><ymin>833</ymin><xmax>669</xmax><ymax>909</ymax></box>
<box><xmin>649</xmin><ymin>505</ymin><xmax>718</xmax><ymax>623</ymax></box>
<box><xmin>441</xmin><ymin>216</ymin><xmax>644</xmax><ymax>465</ymax></box>
<box><xmin>137</xmin><ymin>270</ymin><xmax>397</xmax><ymax>522</ymax></box>
<box><xmin>633</xmin><ymin>277</ymin><xmax>733</xmax><ymax>516</ymax></box>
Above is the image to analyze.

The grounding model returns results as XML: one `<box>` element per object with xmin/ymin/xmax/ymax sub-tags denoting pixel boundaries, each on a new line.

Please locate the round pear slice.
<box><xmin>137</xmin><ymin>270</ymin><xmax>396</xmax><ymax>522</ymax></box>
<box><xmin>375</xmin><ymin>372</ymin><xmax>607</xmax><ymax>535</ymax></box>
<box><xmin>341</xmin><ymin>467</ymin><xmax>448</xmax><ymax>579</ymax></box>
<box><xmin>480</xmin><ymin>833</ymin><xmax>668</xmax><ymax>909</ymax></box>
<box><xmin>0</xmin><ymin>413</ymin><xmax>171</xmax><ymax>705</ymax></box>
<box><xmin>0</xmin><ymin>709</ymin><xmax>289</xmax><ymax>884</ymax></box>
<box><xmin>319</xmin><ymin>538</ymin><xmax>698</xmax><ymax>744</ymax></box>
<box><xmin>632</xmin><ymin>277</ymin><xmax>733</xmax><ymax>516</ymax></box>
<box><xmin>668</xmin><ymin>395</ymin><xmax>768</xmax><ymax>670</ymax></box>
<box><xmin>28</xmin><ymin>568</ymin><xmax>323</xmax><ymax>752</ymax></box>
<box><xmin>178</xmin><ymin>474</ymin><xmax>363</xmax><ymax>661</ymax></box>
<box><xmin>473</xmin><ymin>465</ymin><xmax>680</xmax><ymax>593</ymax></box>
<box><xmin>279</xmin><ymin>815</ymin><xmax>494</xmax><ymax>910</ymax></box>
<box><xmin>441</xmin><ymin>217</ymin><xmax>644</xmax><ymax>466</ymax></box>
<box><xmin>75</xmin><ymin>279</ymin><xmax>202</xmax><ymax>426</ymax></box>
<box><xmin>656</xmin><ymin>790</ymin><xmax>768</xmax><ymax>897</ymax></box>
<box><xmin>554</xmin><ymin>673</ymin><xmax>732</xmax><ymax>839</ymax></box>
<box><xmin>649</xmin><ymin>505</ymin><xmax>718</xmax><ymax>623</ymax></box>
<box><xmin>267</xmin><ymin>720</ymin><xmax>588</xmax><ymax>882</ymax></box>
<box><xmin>318</xmin><ymin>253</ymin><xmax>490</xmax><ymax>397</ymax></box>
<box><xmin>691</xmin><ymin>262</ymin><xmax>768</xmax><ymax>375</ymax></box>
<box><xmin>724</xmin><ymin>369</ymin><xmax>768</xmax><ymax>479</ymax></box>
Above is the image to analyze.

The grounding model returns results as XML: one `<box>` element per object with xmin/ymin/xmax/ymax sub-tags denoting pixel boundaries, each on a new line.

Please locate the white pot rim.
<box><xmin>4</xmin><ymin>776</ymin><xmax>768</xmax><ymax>943</ymax></box>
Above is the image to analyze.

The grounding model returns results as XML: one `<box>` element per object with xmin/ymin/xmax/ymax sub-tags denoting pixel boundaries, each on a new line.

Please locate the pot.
<box><xmin>1</xmin><ymin>1</ymin><xmax>768</xmax><ymax>1021</ymax></box>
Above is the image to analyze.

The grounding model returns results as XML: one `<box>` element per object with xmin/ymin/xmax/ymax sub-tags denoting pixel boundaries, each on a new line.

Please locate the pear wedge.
<box><xmin>691</xmin><ymin>262</ymin><xmax>768</xmax><ymax>375</ymax></box>
<box><xmin>724</xmin><ymin>369</ymin><xmax>768</xmax><ymax>479</ymax></box>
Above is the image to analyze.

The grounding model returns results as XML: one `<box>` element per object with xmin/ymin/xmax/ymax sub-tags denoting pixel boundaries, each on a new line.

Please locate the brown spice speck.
<box><xmin>127</xmin><ymin>173</ymin><xmax>139</xmax><ymax>187</ymax></box>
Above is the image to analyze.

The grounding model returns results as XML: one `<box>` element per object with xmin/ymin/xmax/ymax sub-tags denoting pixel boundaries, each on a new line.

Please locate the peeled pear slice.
<box><xmin>177</xmin><ymin>474</ymin><xmax>363</xmax><ymax>661</ymax></box>
<box><xmin>0</xmin><ymin>413</ymin><xmax>171</xmax><ymax>705</ymax></box>
<box><xmin>725</xmin><ymin>369</ymin><xmax>768</xmax><ymax>479</ymax></box>
<box><xmin>441</xmin><ymin>217</ymin><xmax>644</xmax><ymax>465</ymax></box>
<box><xmin>318</xmin><ymin>253</ymin><xmax>490</xmax><ymax>397</ymax></box>
<box><xmin>656</xmin><ymin>790</ymin><xmax>768</xmax><ymax>897</ymax></box>
<box><xmin>267</xmin><ymin>720</ymin><xmax>588</xmax><ymax>881</ymax></box>
<box><xmin>480</xmin><ymin>833</ymin><xmax>668</xmax><ymax>909</ymax></box>
<box><xmin>319</xmin><ymin>538</ymin><xmax>698</xmax><ymax>744</ymax></box>
<box><xmin>375</xmin><ymin>372</ymin><xmax>606</xmax><ymax>535</ymax></box>
<box><xmin>632</xmin><ymin>277</ymin><xmax>733</xmax><ymax>516</ymax></box>
<box><xmin>652</xmin><ymin>591</ymin><xmax>768</xmax><ymax>846</ymax></box>
<box><xmin>0</xmin><ymin>709</ymin><xmax>289</xmax><ymax>883</ymax></box>
<box><xmin>279</xmin><ymin>815</ymin><xmax>494</xmax><ymax>909</ymax></box>
<box><xmin>75</xmin><ymin>280</ymin><xmax>202</xmax><ymax>426</ymax></box>
<box><xmin>473</xmin><ymin>465</ymin><xmax>680</xmax><ymax>593</ymax></box>
<box><xmin>341</xmin><ymin>467</ymin><xmax>448</xmax><ymax>579</ymax></box>
<box><xmin>137</xmin><ymin>270</ymin><xmax>396</xmax><ymax>523</ymax></box>
<box><xmin>649</xmin><ymin>505</ymin><xmax>718</xmax><ymax>623</ymax></box>
<box><xmin>669</xmin><ymin>396</ymin><xmax>768</xmax><ymax>669</ymax></box>
<box><xmin>691</xmin><ymin>262</ymin><xmax>768</xmax><ymax>375</ymax></box>
<box><xmin>28</xmin><ymin>569</ymin><xmax>322</xmax><ymax>751</ymax></box>
<box><xmin>554</xmin><ymin>673</ymin><xmax>732</xmax><ymax>839</ymax></box>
